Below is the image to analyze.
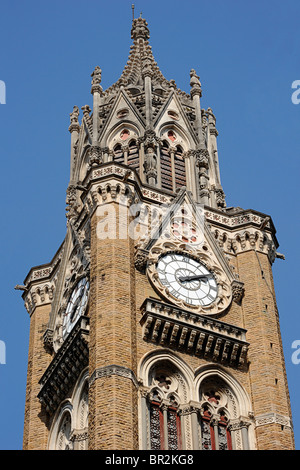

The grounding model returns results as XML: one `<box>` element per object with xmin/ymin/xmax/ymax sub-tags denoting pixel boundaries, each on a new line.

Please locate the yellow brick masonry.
<box><xmin>23</xmin><ymin>303</ymin><xmax>52</xmax><ymax>450</ymax></box>
<box><xmin>236</xmin><ymin>250</ymin><xmax>294</xmax><ymax>449</ymax></box>
<box><xmin>88</xmin><ymin>202</ymin><xmax>138</xmax><ymax>449</ymax></box>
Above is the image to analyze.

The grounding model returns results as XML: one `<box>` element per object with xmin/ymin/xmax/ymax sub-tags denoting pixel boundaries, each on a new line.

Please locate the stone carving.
<box><xmin>88</xmin><ymin>145</ymin><xmax>103</xmax><ymax>168</ymax></box>
<box><xmin>134</xmin><ymin>248</ymin><xmax>149</xmax><ymax>273</ymax></box>
<box><xmin>231</xmin><ymin>280</ymin><xmax>245</xmax><ymax>304</ymax></box>
<box><xmin>143</xmin><ymin>146</ymin><xmax>157</xmax><ymax>184</ymax></box>
<box><xmin>69</xmin><ymin>105</ymin><xmax>80</xmax><ymax>125</ymax></box>
<box><xmin>66</xmin><ymin>184</ymin><xmax>80</xmax><ymax>220</ymax></box>
<box><xmin>190</xmin><ymin>69</ymin><xmax>202</xmax><ymax>97</ymax></box>
<box><xmin>91</xmin><ymin>65</ymin><xmax>102</xmax><ymax>85</ymax></box>
<box><xmin>131</xmin><ymin>17</ymin><xmax>150</xmax><ymax>41</ymax></box>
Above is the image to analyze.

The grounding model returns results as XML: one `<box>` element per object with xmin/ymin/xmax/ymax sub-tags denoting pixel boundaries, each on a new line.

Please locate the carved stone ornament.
<box><xmin>190</xmin><ymin>69</ymin><xmax>202</xmax><ymax>97</ymax></box>
<box><xmin>91</xmin><ymin>65</ymin><xmax>102</xmax><ymax>85</ymax></box>
<box><xmin>131</xmin><ymin>17</ymin><xmax>150</xmax><ymax>41</ymax></box>
<box><xmin>134</xmin><ymin>248</ymin><xmax>149</xmax><ymax>273</ymax></box>
<box><xmin>231</xmin><ymin>280</ymin><xmax>245</xmax><ymax>304</ymax></box>
<box><xmin>66</xmin><ymin>185</ymin><xmax>80</xmax><ymax>220</ymax></box>
<box><xmin>69</xmin><ymin>106</ymin><xmax>80</xmax><ymax>133</ymax></box>
<box><xmin>143</xmin><ymin>146</ymin><xmax>157</xmax><ymax>183</ymax></box>
<box><xmin>88</xmin><ymin>145</ymin><xmax>103</xmax><ymax>168</ymax></box>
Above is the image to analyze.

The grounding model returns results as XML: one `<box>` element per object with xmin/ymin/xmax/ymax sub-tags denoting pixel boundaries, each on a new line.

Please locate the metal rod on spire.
<box><xmin>132</xmin><ymin>4</ymin><xmax>135</xmax><ymax>20</ymax></box>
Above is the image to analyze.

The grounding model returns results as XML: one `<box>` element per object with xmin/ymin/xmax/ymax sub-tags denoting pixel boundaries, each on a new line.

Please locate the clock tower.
<box><xmin>19</xmin><ymin>14</ymin><xmax>294</xmax><ymax>451</ymax></box>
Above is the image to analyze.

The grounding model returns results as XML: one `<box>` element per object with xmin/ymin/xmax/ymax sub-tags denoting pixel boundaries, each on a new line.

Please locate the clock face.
<box><xmin>62</xmin><ymin>277</ymin><xmax>89</xmax><ymax>339</ymax></box>
<box><xmin>156</xmin><ymin>253</ymin><xmax>218</xmax><ymax>307</ymax></box>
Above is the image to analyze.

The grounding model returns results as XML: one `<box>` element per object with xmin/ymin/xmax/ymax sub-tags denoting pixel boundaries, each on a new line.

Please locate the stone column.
<box><xmin>68</xmin><ymin>106</ymin><xmax>80</xmax><ymax>182</ymax></box>
<box><xmin>90</xmin><ymin>66</ymin><xmax>103</xmax><ymax>146</ymax></box>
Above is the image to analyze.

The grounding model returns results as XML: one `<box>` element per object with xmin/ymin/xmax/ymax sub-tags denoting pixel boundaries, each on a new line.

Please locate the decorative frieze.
<box><xmin>255</xmin><ymin>413</ymin><xmax>293</xmax><ymax>429</ymax></box>
<box><xmin>89</xmin><ymin>364</ymin><xmax>139</xmax><ymax>389</ymax></box>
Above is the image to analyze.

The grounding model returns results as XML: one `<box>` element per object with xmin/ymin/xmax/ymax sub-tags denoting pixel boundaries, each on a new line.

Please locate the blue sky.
<box><xmin>0</xmin><ymin>0</ymin><xmax>299</xmax><ymax>450</ymax></box>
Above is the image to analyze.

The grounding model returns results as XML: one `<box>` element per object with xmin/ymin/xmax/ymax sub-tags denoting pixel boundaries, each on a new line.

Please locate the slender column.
<box><xmin>122</xmin><ymin>144</ymin><xmax>129</xmax><ymax>165</ymax></box>
<box><xmin>190</xmin><ymin>69</ymin><xmax>204</xmax><ymax>147</ymax></box>
<box><xmin>90</xmin><ymin>66</ymin><xmax>103</xmax><ymax>146</ymax></box>
<box><xmin>169</xmin><ymin>146</ymin><xmax>176</xmax><ymax>192</ymax></box>
<box><xmin>211</xmin><ymin>415</ymin><xmax>220</xmax><ymax>450</ymax></box>
<box><xmin>68</xmin><ymin>106</ymin><xmax>80</xmax><ymax>182</ymax></box>
<box><xmin>140</xmin><ymin>389</ymin><xmax>149</xmax><ymax>450</ymax></box>
<box><xmin>241</xmin><ymin>423</ymin><xmax>250</xmax><ymax>450</ymax></box>
<box><xmin>161</xmin><ymin>403</ymin><xmax>169</xmax><ymax>450</ymax></box>
<box><xmin>190</xmin><ymin>407</ymin><xmax>200</xmax><ymax>450</ymax></box>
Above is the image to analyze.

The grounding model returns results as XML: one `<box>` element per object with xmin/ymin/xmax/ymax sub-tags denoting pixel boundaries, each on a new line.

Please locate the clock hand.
<box><xmin>179</xmin><ymin>274</ymin><xmax>211</xmax><ymax>283</ymax></box>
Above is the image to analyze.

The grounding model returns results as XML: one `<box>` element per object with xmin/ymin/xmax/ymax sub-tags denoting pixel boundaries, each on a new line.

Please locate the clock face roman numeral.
<box><xmin>62</xmin><ymin>277</ymin><xmax>89</xmax><ymax>339</ymax></box>
<box><xmin>157</xmin><ymin>253</ymin><xmax>218</xmax><ymax>307</ymax></box>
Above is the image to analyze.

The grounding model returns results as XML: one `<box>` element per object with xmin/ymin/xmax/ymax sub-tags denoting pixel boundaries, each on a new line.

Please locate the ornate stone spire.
<box><xmin>131</xmin><ymin>16</ymin><xmax>150</xmax><ymax>41</ymax></box>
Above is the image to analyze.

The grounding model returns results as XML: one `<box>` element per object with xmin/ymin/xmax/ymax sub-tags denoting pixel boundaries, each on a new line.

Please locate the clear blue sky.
<box><xmin>0</xmin><ymin>0</ymin><xmax>299</xmax><ymax>450</ymax></box>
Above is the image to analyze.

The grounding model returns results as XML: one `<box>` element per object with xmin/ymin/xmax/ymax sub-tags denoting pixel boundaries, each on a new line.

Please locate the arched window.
<box><xmin>198</xmin><ymin>379</ymin><xmax>234</xmax><ymax>450</ymax></box>
<box><xmin>174</xmin><ymin>145</ymin><xmax>186</xmax><ymax>189</ymax></box>
<box><xmin>148</xmin><ymin>389</ymin><xmax>182</xmax><ymax>450</ymax></box>
<box><xmin>199</xmin><ymin>404</ymin><xmax>232</xmax><ymax>450</ymax></box>
<box><xmin>127</xmin><ymin>139</ymin><xmax>139</xmax><ymax>172</ymax></box>
<box><xmin>160</xmin><ymin>141</ymin><xmax>186</xmax><ymax>192</ymax></box>
<box><xmin>56</xmin><ymin>412</ymin><xmax>72</xmax><ymax>450</ymax></box>
<box><xmin>144</xmin><ymin>363</ymin><xmax>189</xmax><ymax>450</ymax></box>
<box><xmin>113</xmin><ymin>144</ymin><xmax>123</xmax><ymax>163</ymax></box>
<box><xmin>160</xmin><ymin>140</ymin><xmax>172</xmax><ymax>191</ymax></box>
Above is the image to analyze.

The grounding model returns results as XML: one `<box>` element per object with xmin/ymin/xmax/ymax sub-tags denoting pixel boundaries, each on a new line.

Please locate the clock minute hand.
<box><xmin>179</xmin><ymin>274</ymin><xmax>210</xmax><ymax>283</ymax></box>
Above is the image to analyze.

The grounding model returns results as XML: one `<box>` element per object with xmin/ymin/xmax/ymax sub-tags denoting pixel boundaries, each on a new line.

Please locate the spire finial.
<box><xmin>132</xmin><ymin>4</ymin><xmax>135</xmax><ymax>20</ymax></box>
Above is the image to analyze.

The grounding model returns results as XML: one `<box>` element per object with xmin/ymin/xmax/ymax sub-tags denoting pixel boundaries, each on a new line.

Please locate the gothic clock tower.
<box><xmin>19</xmin><ymin>14</ymin><xmax>294</xmax><ymax>451</ymax></box>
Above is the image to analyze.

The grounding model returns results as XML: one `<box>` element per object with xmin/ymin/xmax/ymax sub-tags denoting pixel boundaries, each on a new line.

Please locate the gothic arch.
<box><xmin>105</xmin><ymin>121</ymin><xmax>141</xmax><ymax>151</ymax></box>
<box><xmin>48</xmin><ymin>401</ymin><xmax>73</xmax><ymax>450</ymax></box>
<box><xmin>138</xmin><ymin>350</ymin><xmax>195</xmax><ymax>450</ymax></box>
<box><xmin>194</xmin><ymin>365</ymin><xmax>254</xmax><ymax>450</ymax></box>
<box><xmin>138</xmin><ymin>349</ymin><xmax>194</xmax><ymax>392</ymax></box>
<box><xmin>48</xmin><ymin>368</ymin><xmax>89</xmax><ymax>450</ymax></box>
<box><xmin>194</xmin><ymin>365</ymin><xmax>252</xmax><ymax>417</ymax></box>
<box><xmin>158</xmin><ymin>122</ymin><xmax>192</xmax><ymax>151</ymax></box>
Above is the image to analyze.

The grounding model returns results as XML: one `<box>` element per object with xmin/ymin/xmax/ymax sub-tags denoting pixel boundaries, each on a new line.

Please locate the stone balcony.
<box><xmin>38</xmin><ymin>316</ymin><xmax>89</xmax><ymax>415</ymax></box>
<box><xmin>140</xmin><ymin>298</ymin><xmax>249</xmax><ymax>368</ymax></box>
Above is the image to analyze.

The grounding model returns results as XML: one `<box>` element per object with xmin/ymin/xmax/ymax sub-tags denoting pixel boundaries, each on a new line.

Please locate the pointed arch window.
<box><xmin>113</xmin><ymin>143</ymin><xmax>123</xmax><ymax>163</ymax></box>
<box><xmin>149</xmin><ymin>394</ymin><xmax>182</xmax><ymax>450</ymax></box>
<box><xmin>160</xmin><ymin>140</ymin><xmax>172</xmax><ymax>191</ymax></box>
<box><xmin>160</xmin><ymin>141</ymin><xmax>186</xmax><ymax>192</ymax></box>
<box><xmin>56</xmin><ymin>412</ymin><xmax>72</xmax><ymax>450</ymax></box>
<box><xmin>146</xmin><ymin>368</ymin><xmax>184</xmax><ymax>451</ymax></box>
<box><xmin>174</xmin><ymin>145</ymin><xmax>186</xmax><ymax>189</ymax></box>
<box><xmin>127</xmin><ymin>139</ymin><xmax>139</xmax><ymax>172</ymax></box>
<box><xmin>199</xmin><ymin>406</ymin><xmax>232</xmax><ymax>450</ymax></box>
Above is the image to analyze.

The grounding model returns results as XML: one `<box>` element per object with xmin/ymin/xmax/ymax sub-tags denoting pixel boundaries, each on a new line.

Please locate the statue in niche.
<box><xmin>144</xmin><ymin>146</ymin><xmax>157</xmax><ymax>185</ymax></box>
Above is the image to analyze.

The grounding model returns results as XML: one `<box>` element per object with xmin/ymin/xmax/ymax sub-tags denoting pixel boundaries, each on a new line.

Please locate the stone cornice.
<box><xmin>140</xmin><ymin>298</ymin><xmax>249</xmax><ymax>369</ymax></box>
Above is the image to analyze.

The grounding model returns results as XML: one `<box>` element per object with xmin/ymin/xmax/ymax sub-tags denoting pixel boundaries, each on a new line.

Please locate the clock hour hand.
<box><xmin>179</xmin><ymin>274</ymin><xmax>210</xmax><ymax>283</ymax></box>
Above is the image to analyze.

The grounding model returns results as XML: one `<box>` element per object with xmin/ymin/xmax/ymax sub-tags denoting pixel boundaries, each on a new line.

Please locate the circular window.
<box><xmin>167</xmin><ymin>130</ymin><xmax>176</xmax><ymax>142</ymax></box>
<box><xmin>167</xmin><ymin>110</ymin><xmax>179</xmax><ymax>120</ymax></box>
<box><xmin>117</xmin><ymin>108</ymin><xmax>129</xmax><ymax>119</ymax></box>
<box><xmin>120</xmin><ymin>129</ymin><xmax>130</xmax><ymax>140</ymax></box>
